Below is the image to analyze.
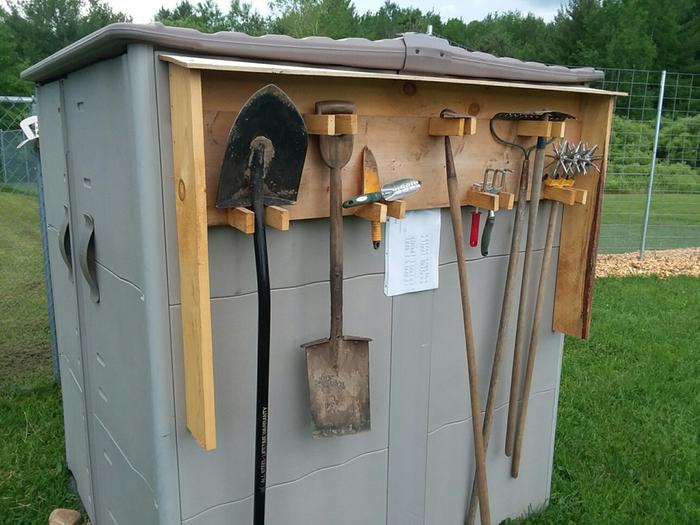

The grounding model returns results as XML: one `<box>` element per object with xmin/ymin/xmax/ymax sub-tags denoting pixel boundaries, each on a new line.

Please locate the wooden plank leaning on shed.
<box><xmin>553</xmin><ymin>95</ymin><xmax>615</xmax><ymax>338</ymax></box>
<box><xmin>167</xmin><ymin>63</ymin><xmax>217</xmax><ymax>451</ymax></box>
<box><xmin>162</xmin><ymin>54</ymin><xmax>620</xmax><ymax>449</ymax></box>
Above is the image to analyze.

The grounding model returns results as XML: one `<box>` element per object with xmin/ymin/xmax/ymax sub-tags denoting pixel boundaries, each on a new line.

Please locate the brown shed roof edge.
<box><xmin>21</xmin><ymin>23</ymin><xmax>604</xmax><ymax>85</ymax></box>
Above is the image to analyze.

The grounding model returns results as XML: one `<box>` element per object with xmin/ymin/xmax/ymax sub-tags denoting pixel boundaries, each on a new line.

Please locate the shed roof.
<box><xmin>22</xmin><ymin>23</ymin><xmax>604</xmax><ymax>85</ymax></box>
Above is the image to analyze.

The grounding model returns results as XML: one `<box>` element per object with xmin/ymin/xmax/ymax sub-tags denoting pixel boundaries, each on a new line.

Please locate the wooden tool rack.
<box><xmin>164</xmin><ymin>53</ymin><xmax>621</xmax><ymax>449</ymax></box>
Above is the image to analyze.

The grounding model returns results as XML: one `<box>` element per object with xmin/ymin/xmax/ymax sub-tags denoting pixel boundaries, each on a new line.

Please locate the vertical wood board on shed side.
<box><xmin>553</xmin><ymin>95</ymin><xmax>615</xmax><ymax>338</ymax></box>
<box><xmin>168</xmin><ymin>63</ymin><xmax>217</xmax><ymax>450</ymax></box>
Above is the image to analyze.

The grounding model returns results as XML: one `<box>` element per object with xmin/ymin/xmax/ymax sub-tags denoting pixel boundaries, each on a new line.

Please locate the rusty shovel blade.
<box><xmin>303</xmin><ymin>336</ymin><xmax>371</xmax><ymax>437</ymax></box>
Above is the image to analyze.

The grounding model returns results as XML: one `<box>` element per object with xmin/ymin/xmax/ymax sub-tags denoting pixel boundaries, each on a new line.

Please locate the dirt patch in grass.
<box><xmin>0</xmin><ymin>346</ymin><xmax>51</xmax><ymax>386</ymax></box>
<box><xmin>597</xmin><ymin>248</ymin><xmax>700</xmax><ymax>278</ymax></box>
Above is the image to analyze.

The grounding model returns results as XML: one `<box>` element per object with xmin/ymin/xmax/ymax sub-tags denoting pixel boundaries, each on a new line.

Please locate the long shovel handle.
<box><xmin>511</xmin><ymin>201</ymin><xmax>561</xmax><ymax>478</ymax></box>
<box><xmin>330</xmin><ymin>166</ymin><xmax>343</xmax><ymax>342</ymax></box>
<box><xmin>466</xmin><ymin>157</ymin><xmax>529</xmax><ymax>524</ymax></box>
<box><xmin>251</xmin><ymin>147</ymin><xmax>271</xmax><ymax>525</ymax></box>
<box><xmin>444</xmin><ymin>137</ymin><xmax>491</xmax><ymax>525</ymax></box>
<box><xmin>506</xmin><ymin>137</ymin><xmax>547</xmax><ymax>458</ymax></box>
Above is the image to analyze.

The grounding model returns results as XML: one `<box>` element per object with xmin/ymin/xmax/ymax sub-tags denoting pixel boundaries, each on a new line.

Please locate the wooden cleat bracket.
<box><xmin>465</xmin><ymin>189</ymin><xmax>499</xmax><ymax>211</ymax></box>
<box><xmin>429</xmin><ymin>115</ymin><xmax>477</xmax><ymax>137</ymax></box>
<box><xmin>386</xmin><ymin>200</ymin><xmax>407</xmax><ymax>219</ymax></box>
<box><xmin>304</xmin><ymin>113</ymin><xmax>358</xmax><ymax>135</ymax></box>
<box><xmin>210</xmin><ymin>205</ymin><xmax>292</xmax><ymax>233</ymax></box>
<box><xmin>541</xmin><ymin>186</ymin><xmax>578</xmax><ymax>206</ymax></box>
<box><xmin>498</xmin><ymin>191</ymin><xmax>515</xmax><ymax>210</ymax></box>
<box><xmin>516</xmin><ymin>120</ymin><xmax>567</xmax><ymax>138</ymax></box>
<box><xmin>353</xmin><ymin>201</ymin><xmax>388</xmax><ymax>223</ymax></box>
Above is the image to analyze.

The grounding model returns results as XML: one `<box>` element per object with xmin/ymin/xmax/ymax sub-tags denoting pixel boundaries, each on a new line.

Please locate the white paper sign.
<box><xmin>384</xmin><ymin>209</ymin><xmax>441</xmax><ymax>296</ymax></box>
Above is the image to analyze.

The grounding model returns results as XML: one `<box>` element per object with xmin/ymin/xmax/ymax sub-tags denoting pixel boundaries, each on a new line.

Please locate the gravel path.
<box><xmin>596</xmin><ymin>248</ymin><xmax>700</xmax><ymax>278</ymax></box>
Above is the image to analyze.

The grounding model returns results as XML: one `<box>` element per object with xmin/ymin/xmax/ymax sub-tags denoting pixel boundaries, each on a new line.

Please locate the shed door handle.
<box><xmin>58</xmin><ymin>206</ymin><xmax>73</xmax><ymax>281</ymax></box>
<box><xmin>78</xmin><ymin>214</ymin><xmax>99</xmax><ymax>303</ymax></box>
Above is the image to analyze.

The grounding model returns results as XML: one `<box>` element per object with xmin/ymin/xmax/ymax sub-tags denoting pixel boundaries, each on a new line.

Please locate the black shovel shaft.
<box><xmin>251</xmin><ymin>148</ymin><xmax>271</xmax><ymax>525</ymax></box>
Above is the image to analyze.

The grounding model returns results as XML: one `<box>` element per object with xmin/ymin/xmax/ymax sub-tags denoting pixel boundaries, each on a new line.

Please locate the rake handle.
<box><xmin>445</xmin><ymin>137</ymin><xmax>491</xmax><ymax>525</ymax></box>
<box><xmin>506</xmin><ymin>137</ymin><xmax>547</xmax><ymax>458</ymax></box>
<box><xmin>511</xmin><ymin>201</ymin><xmax>561</xmax><ymax>478</ymax></box>
<box><xmin>466</xmin><ymin>155</ymin><xmax>530</xmax><ymax>525</ymax></box>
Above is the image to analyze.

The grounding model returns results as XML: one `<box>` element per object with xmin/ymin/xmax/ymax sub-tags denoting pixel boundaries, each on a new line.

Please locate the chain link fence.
<box><xmin>595</xmin><ymin>70</ymin><xmax>700</xmax><ymax>254</ymax></box>
<box><xmin>0</xmin><ymin>96</ymin><xmax>56</xmax><ymax>378</ymax></box>
<box><xmin>1</xmin><ymin>96</ymin><xmax>40</xmax><ymax>194</ymax></box>
<box><xmin>432</xmin><ymin>29</ymin><xmax>700</xmax><ymax>255</ymax></box>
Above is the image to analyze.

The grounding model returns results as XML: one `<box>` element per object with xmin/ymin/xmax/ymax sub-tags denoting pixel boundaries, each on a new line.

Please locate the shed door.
<box><xmin>62</xmin><ymin>55</ymin><xmax>160</xmax><ymax>525</ymax></box>
<box><xmin>37</xmin><ymin>80</ymin><xmax>95</xmax><ymax>520</ymax></box>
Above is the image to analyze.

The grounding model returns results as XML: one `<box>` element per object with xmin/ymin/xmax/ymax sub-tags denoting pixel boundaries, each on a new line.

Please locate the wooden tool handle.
<box><xmin>330</xmin><ymin>166</ymin><xmax>343</xmax><ymax>342</ymax></box>
<box><xmin>511</xmin><ymin>201</ymin><xmax>561</xmax><ymax>478</ymax></box>
<box><xmin>371</xmin><ymin>221</ymin><xmax>381</xmax><ymax>249</ymax></box>
<box><xmin>506</xmin><ymin>138</ymin><xmax>547</xmax><ymax>458</ymax></box>
<box><xmin>480</xmin><ymin>211</ymin><xmax>495</xmax><ymax>257</ymax></box>
<box><xmin>343</xmin><ymin>191</ymin><xmax>383</xmax><ymax>208</ymax></box>
<box><xmin>465</xmin><ymin>156</ymin><xmax>530</xmax><ymax>525</ymax></box>
<box><xmin>469</xmin><ymin>211</ymin><xmax>481</xmax><ymax>247</ymax></box>
<box><xmin>316</xmin><ymin>100</ymin><xmax>355</xmax><ymax>342</ymax></box>
<box><xmin>445</xmin><ymin>137</ymin><xmax>491</xmax><ymax>525</ymax></box>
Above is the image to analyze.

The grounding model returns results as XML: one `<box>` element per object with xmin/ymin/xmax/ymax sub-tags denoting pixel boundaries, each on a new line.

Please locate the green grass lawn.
<box><xmin>519</xmin><ymin>276</ymin><xmax>700</xmax><ymax>524</ymax></box>
<box><xmin>599</xmin><ymin>193</ymin><xmax>700</xmax><ymax>253</ymax></box>
<box><xmin>1</xmin><ymin>191</ymin><xmax>699</xmax><ymax>523</ymax></box>
<box><xmin>0</xmin><ymin>191</ymin><xmax>81</xmax><ymax>523</ymax></box>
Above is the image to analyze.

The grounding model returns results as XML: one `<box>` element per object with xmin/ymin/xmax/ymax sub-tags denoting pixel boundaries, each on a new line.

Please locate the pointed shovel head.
<box><xmin>216</xmin><ymin>84</ymin><xmax>308</xmax><ymax>208</ymax></box>
<box><xmin>302</xmin><ymin>336</ymin><xmax>371</xmax><ymax>438</ymax></box>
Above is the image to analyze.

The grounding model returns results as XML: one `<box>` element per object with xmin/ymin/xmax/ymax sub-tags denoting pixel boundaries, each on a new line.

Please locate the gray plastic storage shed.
<box><xmin>24</xmin><ymin>24</ymin><xmax>618</xmax><ymax>525</ymax></box>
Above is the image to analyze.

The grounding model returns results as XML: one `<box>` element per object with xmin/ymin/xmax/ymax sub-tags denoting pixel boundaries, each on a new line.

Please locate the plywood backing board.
<box><xmin>200</xmin><ymin>70</ymin><xmax>587</xmax><ymax>221</ymax></box>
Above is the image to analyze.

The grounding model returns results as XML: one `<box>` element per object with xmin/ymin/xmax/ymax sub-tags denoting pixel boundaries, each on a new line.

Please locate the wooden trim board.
<box><xmin>159</xmin><ymin>53</ymin><xmax>626</xmax><ymax>97</ymax></box>
<box><xmin>168</xmin><ymin>63</ymin><xmax>217</xmax><ymax>450</ymax></box>
<box><xmin>553</xmin><ymin>95</ymin><xmax>615</xmax><ymax>338</ymax></box>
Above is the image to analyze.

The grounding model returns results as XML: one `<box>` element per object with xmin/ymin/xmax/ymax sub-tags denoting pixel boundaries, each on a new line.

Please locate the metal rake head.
<box><xmin>491</xmin><ymin>111</ymin><xmax>575</xmax><ymax>122</ymax></box>
<box><xmin>490</xmin><ymin>111</ymin><xmax>576</xmax><ymax>156</ymax></box>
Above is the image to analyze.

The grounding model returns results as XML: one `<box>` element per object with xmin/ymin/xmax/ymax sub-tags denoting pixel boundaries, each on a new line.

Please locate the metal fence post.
<box><xmin>639</xmin><ymin>70</ymin><xmax>667</xmax><ymax>260</ymax></box>
<box><xmin>0</xmin><ymin>131</ymin><xmax>6</xmax><ymax>183</ymax></box>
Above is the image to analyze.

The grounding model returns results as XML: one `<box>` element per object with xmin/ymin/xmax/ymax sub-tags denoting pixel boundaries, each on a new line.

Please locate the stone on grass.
<box><xmin>49</xmin><ymin>508</ymin><xmax>82</xmax><ymax>525</ymax></box>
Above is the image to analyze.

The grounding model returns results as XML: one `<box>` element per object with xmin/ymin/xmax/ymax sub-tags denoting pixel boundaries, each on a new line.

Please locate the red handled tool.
<box><xmin>469</xmin><ymin>210</ymin><xmax>480</xmax><ymax>247</ymax></box>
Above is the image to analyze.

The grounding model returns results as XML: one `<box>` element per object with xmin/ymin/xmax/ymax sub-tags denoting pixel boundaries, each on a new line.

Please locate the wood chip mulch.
<box><xmin>596</xmin><ymin>248</ymin><xmax>700</xmax><ymax>278</ymax></box>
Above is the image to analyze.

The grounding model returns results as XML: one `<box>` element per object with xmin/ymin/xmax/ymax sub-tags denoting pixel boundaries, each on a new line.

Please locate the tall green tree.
<box><xmin>268</xmin><ymin>0</ymin><xmax>322</xmax><ymax>37</ymax></box>
<box><xmin>227</xmin><ymin>0</ymin><xmax>266</xmax><ymax>35</ymax></box>
<box><xmin>440</xmin><ymin>17</ymin><xmax>468</xmax><ymax>47</ymax></box>
<box><xmin>0</xmin><ymin>9</ymin><xmax>30</xmax><ymax>95</ymax></box>
<box><xmin>156</xmin><ymin>0</ymin><xmax>267</xmax><ymax>34</ymax></box>
<box><xmin>149</xmin><ymin>0</ymin><xmax>700</xmax><ymax>73</ymax></box>
<box><xmin>357</xmin><ymin>1</ymin><xmax>440</xmax><ymax>40</ymax></box>
<box><xmin>156</xmin><ymin>0</ymin><xmax>228</xmax><ymax>32</ymax></box>
<box><xmin>316</xmin><ymin>0</ymin><xmax>358</xmax><ymax>39</ymax></box>
<box><xmin>5</xmin><ymin>0</ymin><xmax>129</xmax><ymax>66</ymax></box>
<box><xmin>461</xmin><ymin>12</ymin><xmax>552</xmax><ymax>62</ymax></box>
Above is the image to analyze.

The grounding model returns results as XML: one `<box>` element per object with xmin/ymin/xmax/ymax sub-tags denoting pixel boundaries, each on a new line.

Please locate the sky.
<box><xmin>107</xmin><ymin>0</ymin><xmax>563</xmax><ymax>25</ymax></box>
